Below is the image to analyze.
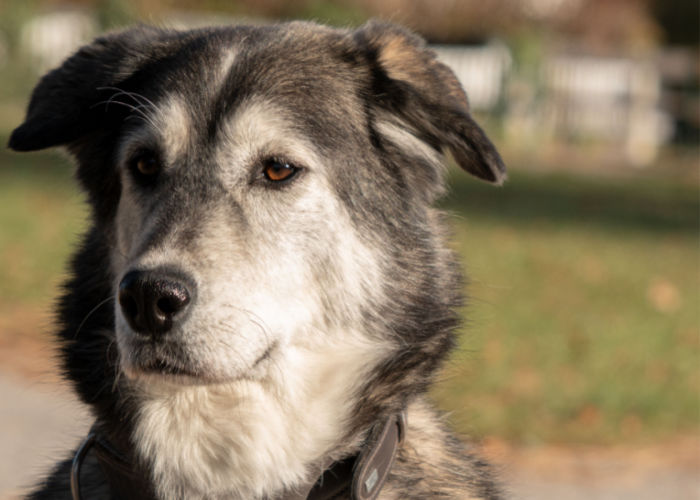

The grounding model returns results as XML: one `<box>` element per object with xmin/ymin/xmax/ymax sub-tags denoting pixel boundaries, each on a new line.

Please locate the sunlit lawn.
<box><xmin>435</xmin><ymin>169</ymin><xmax>699</xmax><ymax>444</ymax></box>
<box><xmin>1</xmin><ymin>141</ymin><xmax>698</xmax><ymax>445</ymax></box>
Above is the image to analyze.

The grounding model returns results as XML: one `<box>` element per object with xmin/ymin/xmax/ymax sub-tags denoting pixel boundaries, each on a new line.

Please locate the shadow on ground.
<box><xmin>443</xmin><ymin>168</ymin><xmax>698</xmax><ymax>235</ymax></box>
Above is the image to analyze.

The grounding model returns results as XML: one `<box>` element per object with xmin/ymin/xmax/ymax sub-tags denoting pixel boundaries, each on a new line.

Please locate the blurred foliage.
<box><xmin>0</xmin><ymin>0</ymin><xmax>39</xmax><ymax>49</ymax></box>
<box><xmin>95</xmin><ymin>0</ymin><xmax>136</xmax><ymax>29</ymax></box>
<box><xmin>4</xmin><ymin>0</ymin><xmax>693</xmax><ymax>46</ymax></box>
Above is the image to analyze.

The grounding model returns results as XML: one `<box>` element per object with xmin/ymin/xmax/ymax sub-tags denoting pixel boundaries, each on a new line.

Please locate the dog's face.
<box><xmin>11</xmin><ymin>21</ymin><xmax>504</xmax><ymax>389</ymax></box>
<box><xmin>112</xmin><ymin>95</ymin><xmax>391</xmax><ymax>384</ymax></box>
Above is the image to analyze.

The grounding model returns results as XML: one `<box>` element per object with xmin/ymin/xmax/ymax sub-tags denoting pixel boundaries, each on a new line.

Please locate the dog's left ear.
<box><xmin>8</xmin><ymin>26</ymin><xmax>166</xmax><ymax>152</ymax></box>
<box><xmin>355</xmin><ymin>21</ymin><xmax>506</xmax><ymax>185</ymax></box>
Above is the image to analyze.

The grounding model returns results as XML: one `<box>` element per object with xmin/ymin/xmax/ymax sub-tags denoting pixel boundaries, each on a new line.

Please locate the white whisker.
<box><xmin>73</xmin><ymin>296</ymin><xmax>114</xmax><ymax>339</ymax></box>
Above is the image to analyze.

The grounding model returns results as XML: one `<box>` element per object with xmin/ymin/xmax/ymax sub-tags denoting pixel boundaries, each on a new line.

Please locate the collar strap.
<box><xmin>71</xmin><ymin>428</ymin><xmax>154</xmax><ymax>500</ymax></box>
<box><xmin>71</xmin><ymin>412</ymin><xmax>406</xmax><ymax>500</ymax></box>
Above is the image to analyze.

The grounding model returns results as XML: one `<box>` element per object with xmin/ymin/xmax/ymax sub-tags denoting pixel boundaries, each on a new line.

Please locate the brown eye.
<box><xmin>263</xmin><ymin>159</ymin><xmax>299</xmax><ymax>183</ymax></box>
<box><xmin>134</xmin><ymin>153</ymin><xmax>159</xmax><ymax>176</ymax></box>
<box><xmin>128</xmin><ymin>150</ymin><xmax>161</xmax><ymax>185</ymax></box>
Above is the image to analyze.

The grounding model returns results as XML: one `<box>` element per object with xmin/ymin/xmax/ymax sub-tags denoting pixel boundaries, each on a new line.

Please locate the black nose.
<box><xmin>118</xmin><ymin>270</ymin><xmax>192</xmax><ymax>338</ymax></box>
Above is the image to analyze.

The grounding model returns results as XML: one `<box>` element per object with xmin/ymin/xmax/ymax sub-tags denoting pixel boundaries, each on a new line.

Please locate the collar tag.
<box><xmin>351</xmin><ymin>411</ymin><xmax>406</xmax><ymax>500</ymax></box>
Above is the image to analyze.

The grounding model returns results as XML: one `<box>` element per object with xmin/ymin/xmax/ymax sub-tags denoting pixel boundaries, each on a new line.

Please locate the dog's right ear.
<box><xmin>354</xmin><ymin>21</ymin><xmax>506</xmax><ymax>186</ymax></box>
<box><xmin>8</xmin><ymin>26</ymin><xmax>166</xmax><ymax>152</ymax></box>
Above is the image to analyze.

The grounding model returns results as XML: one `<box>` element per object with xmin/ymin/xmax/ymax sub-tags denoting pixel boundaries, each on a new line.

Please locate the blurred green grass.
<box><xmin>1</xmin><ymin>139</ymin><xmax>698</xmax><ymax>445</ymax></box>
<box><xmin>0</xmin><ymin>146</ymin><xmax>85</xmax><ymax>306</ymax></box>
<box><xmin>435</xmin><ymin>168</ymin><xmax>699</xmax><ymax>444</ymax></box>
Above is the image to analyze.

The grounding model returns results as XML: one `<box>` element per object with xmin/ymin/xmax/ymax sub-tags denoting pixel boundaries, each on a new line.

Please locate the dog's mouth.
<box><xmin>122</xmin><ymin>353</ymin><xmax>202</xmax><ymax>383</ymax></box>
<box><xmin>118</xmin><ymin>337</ymin><xmax>205</xmax><ymax>382</ymax></box>
<box><xmin>121</xmin><ymin>340</ymin><xmax>278</xmax><ymax>384</ymax></box>
<box><xmin>140</xmin><ymin>358</ymin><xmax>198</xmax><ymax>377</ymax></box>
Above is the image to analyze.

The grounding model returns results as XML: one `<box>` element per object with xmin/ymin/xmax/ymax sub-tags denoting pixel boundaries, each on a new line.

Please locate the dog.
<box><xmin>9</xmin><ymin>19</ymin><xmax>506</xmax><ymax>499</ymax></box>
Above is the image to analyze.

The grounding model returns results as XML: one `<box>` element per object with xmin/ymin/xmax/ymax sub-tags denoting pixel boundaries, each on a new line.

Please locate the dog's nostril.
<box><xmin>118</xmin><ymin>271</ymin><xmax>142</xmax><ymax>322</ymax></box>
<box><xmin>156</xmin><ymin>288</ymin><xmax>190</xmax><ymax>315</ymax></box>
<box><xmin>119</xmin><ymin>289</ymin><xmax>139</xmax><ymax>320</ymax></box>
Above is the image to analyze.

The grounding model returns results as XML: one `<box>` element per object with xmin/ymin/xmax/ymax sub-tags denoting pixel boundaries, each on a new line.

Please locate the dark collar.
<box><xmin>71</xmin><ymin>412</ymin><xmax>405</xmax><ymax>500</ymax></box>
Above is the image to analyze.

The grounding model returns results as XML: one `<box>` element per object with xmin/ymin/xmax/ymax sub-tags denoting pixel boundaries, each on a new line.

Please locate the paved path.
<box><xmin>493</xmin><ymin>446</ymin><xmax>700</xmax><ymax>500</ymax></box>
<box><xmin>0</xmin><ymin>371</ymin><xmax>91</xmax><ymax>499</ymax></box>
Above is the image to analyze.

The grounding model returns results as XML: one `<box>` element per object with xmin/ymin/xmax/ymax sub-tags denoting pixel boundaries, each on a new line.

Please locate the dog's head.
<box><xmin>11</xmin><ymin>20</ymin><xmax>504</xmax><ymax>388</ymax></box>
<box><xmin>10</xmin><ymin>20</ymin><xmax>505</xmax><ymax>497</ymax></box>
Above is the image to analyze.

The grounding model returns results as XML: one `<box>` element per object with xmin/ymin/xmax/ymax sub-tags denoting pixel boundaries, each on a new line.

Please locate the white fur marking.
<box><xmin>376</xmin><ymin>118</ymin><xmax>443</xmax><ymax>168</ymax></box>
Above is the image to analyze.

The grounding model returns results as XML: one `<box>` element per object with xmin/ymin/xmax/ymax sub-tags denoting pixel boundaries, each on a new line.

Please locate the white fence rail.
<box><xmin>434</xmin><ymin>43</ymin><xmax>670</xmax><ymax>165</ymax></box>
<box><xmin>433</xmin><ymin>43</ymin><xmax>512</xmax><ymax>111</ymax></box>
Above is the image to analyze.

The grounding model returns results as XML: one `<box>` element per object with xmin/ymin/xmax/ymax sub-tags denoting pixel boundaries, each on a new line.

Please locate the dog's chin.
<box><xmin>120</xmin><ymin>342</ymin><xmax>277</xmax><ymax>387</ymax></box>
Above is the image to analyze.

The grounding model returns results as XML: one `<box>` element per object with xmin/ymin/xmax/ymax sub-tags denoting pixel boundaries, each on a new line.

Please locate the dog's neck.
<box><xmin>78</xmin><ymin>410</ymin><xmax>404</xmax><ymax>500</ymax></box>
<box><xmin>119</xmin><ymin>340</ymin><xmax>395</xmax><ymax>499</ymax></box>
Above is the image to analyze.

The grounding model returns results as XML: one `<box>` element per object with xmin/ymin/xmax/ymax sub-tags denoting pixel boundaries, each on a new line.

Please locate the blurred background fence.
<box><xmin>2</xmin><ymin>0</ymin><xmax>698</xmax><ymax>167</ymax></box>
<box><xmin>0</xmin><ymin>0</ymin><xmax>698</xmax><ymax>450</ymax></box>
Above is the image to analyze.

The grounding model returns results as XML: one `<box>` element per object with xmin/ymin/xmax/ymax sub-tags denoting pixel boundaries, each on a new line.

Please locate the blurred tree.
<box><xmin>96</xmin><ymin>0</ymin><xmax>135</xmax><ymax>29</ymax></box>
<box><xmin>6</xmin><ymin>0</ymin><xmax>679</xmax><ymax>50</ymax></box>
<box><xmin>346</xmin><ymin>0</ymin><xmax>519</xmax><ymax>43</ymax></box>
<box><xmin>558</xmin><ymin>0</ymin><xmax>660</xmax><ymax>53</ymax></box>
<box><xmin>650</xmin><ymin>0</ymin><xmax>699</xmax><ymax>46</ymax></box>
<box><xmin>0</xmin><ymin>0</ymin><xmax>39</xmax><ymax>51</ymax></box>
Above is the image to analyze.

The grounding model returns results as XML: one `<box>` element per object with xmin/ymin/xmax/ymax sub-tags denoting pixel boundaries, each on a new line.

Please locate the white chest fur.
<box><xmin>131</xmin><ymin>340</ymin><xmax>389</xmax><ymax>499</ymax></box>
